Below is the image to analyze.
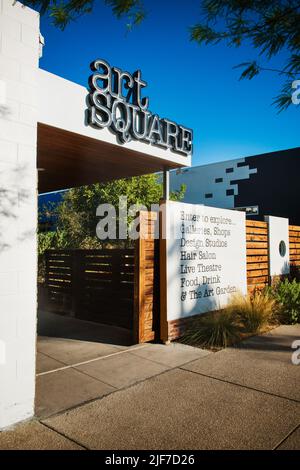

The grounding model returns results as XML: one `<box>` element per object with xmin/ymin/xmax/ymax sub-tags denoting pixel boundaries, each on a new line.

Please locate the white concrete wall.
<box><xmin>170</xmin><ymin>158</ymin><xmax>257</xmax><ymax>208</ymax></box>
<box><xmin>265</xmin><ymin>216</ymin><xmax>290</xmax><ymax>276</ymax></box>
<box><xmin>0</xmin><ymin>0</ymin><xmax>39</xmax><ymax>429</ymax></box>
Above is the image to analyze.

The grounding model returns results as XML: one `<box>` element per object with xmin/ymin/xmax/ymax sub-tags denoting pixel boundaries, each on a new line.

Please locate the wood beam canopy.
<box><xmin>37</xmin><ymin>123</ymin><xmax>182</xmax><ymax>194</ymax></box>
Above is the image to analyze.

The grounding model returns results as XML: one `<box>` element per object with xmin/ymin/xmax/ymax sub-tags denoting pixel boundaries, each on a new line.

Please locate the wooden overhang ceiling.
<box><xmin>37</xmin><ymin>123</ymin><xmax>183</xmax><ymax>194</ymax></box>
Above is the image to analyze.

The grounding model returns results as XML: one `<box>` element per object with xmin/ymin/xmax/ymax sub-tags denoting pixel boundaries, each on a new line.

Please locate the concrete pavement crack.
<box><xmin>272</xmin><ymin>423</ymin><xmax>300</xmax><ymax>450</ymax></box>
<box><xmin>179</xmin><ymin>367</ymin><xmax>300</xmax><ymax>404</ymax></box>
<box><xmin>38</xmin><ymin>421</ymin><xmax>90</xmax><ymax>450</ymax></box>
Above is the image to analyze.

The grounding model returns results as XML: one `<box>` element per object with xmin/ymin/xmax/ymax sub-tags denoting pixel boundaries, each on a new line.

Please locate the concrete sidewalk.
<box><xmin>35</xmin><ymin>309</ymin><xmax>209</xmax><ymax>419</ymax></box>
<box><xmin>0</xmin><ymin>325</ymin><xmax>299</xmax><ymax>450</ymax></box>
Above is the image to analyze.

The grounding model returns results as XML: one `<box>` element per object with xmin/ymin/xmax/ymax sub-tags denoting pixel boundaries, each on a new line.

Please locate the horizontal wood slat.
<box><xmin>247</xmin><ymin>275</ymin><xmax>269</xmax><ymax>284</ymax></box>
<box><xmin>45</xmin><ymin>248</ymin><xmax>135</xmax><ymax>329</ymax></box>
<box><xmin>246</xmin><ymin>234</ymin><xmax>268</xmax><ymax>242</ymax></box>
<box><xmin>246</xmin><ymin>249</ymin><xmax>268</xmax><ymax>256</ymax></box>
<box><xmin>246</xmin><ymin>227</ymin><xmax>267</xmax><ymax>235</ymax></box>
<box><xmin>246</xmin><ymin>221</ymin><xmax>268</xmax><ymax>228</ymax></box>
<box><xmin>246</xmin><ymin>220</ymin><xmax>269</xmax><ymax>290</ymax></box>
<box><xmin>247</xmin><ymin>255</ymin><xmax>268</xmax><ymax>263</ymax></box>
<box><xmin>247</xmin><ymin>269</ymin><xmax>269</xmax><ymax>278</ymax></box>
<box><xmin>247</xmin><ymin>242</ymin><xmax>268</xmax><ymax>249</ymax></box>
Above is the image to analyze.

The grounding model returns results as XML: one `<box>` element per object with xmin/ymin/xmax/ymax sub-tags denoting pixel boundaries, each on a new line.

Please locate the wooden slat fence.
<box><xmin>45</xmin><ymin>249</ymin><xmax>135</xmax><ymax>329</ymax></box>
<box><xmin>289</xmin><ymin>225</ymin><xmax>300</xmax><ymax>275</ymax></box>
<box><xmin>44</xmin><ymin>219</ymin><xmax>300</xmax><ymax>342</ymax></box>
<box><xmin>246</xmin><ymin>221</ymin><xmax>300</xmax><ymax>291</ymax></box>
<box><xmin>45</xmin><ymin>250</ymin><xmax>73</xmax><ymax>311</ymax></box>
<box><xmin>246</xmin><ymin>220</ymin><xmax>269</xmax><ymax>291</ymax></box>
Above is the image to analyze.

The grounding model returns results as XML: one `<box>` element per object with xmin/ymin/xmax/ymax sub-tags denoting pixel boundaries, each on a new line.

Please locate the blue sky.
<box><xmin>39</xmin><ymin>0</ymin><xmax>299</xmax><ymax>167</ymax></box>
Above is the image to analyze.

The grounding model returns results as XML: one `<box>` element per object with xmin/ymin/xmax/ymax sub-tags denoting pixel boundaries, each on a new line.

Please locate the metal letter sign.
<box><xmin>87</xmin><ymin>59</ymin><xmax>193</xmax><ymax>156</ymax></box>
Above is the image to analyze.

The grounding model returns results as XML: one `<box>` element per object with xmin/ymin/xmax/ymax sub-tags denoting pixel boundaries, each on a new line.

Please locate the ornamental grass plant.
<box><xmin>182</xmin><ymin>290</ymin><xmax>277</xmax><ymax>349</ymax></box>
<box><xmin>182</xmin><ymin>309</ymin><xmax>241</xmax><ymax>349</ymax></box>
<box><xmin>228</xmin><ymin>291</ymin><xmax>277</xmax><ymax>334</ymax></box>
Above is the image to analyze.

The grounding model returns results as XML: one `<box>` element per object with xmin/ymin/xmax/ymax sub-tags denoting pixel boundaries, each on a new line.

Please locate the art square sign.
<box><xmin>164</xmin><ymin>201</ymin><xmax>247</xmax><ymax>321</ymax></box>
<box><xmin>87</xmin><ymin>59</ymin><xmax>193</xmax><ymax>156</ymax></box>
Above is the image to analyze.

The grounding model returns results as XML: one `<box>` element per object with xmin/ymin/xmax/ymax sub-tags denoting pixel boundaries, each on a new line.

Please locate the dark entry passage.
<box><xmin>42</xmin><ymin>249</ymin><xmax>135</xmax><ymax>330</ymax></box>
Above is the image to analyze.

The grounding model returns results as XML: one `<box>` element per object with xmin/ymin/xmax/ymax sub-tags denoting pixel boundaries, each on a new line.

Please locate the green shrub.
<box><xmin>267</xmin><ymin>279</ymin><xmax>300</xmax><ymax>324</ymax></box>
<box><xmin>38</xmin><ymin>231</ymin><xmax>58</xmax><ymax>257</ymax></box>
<box><xmin>229</xmin><ymin>292</ymin><xmax>276</xmax><ymax>333</ymax></box>
<box><xmin>182</xmin><ymin>310</ymin><xmax>241</xmax><ymax>349</ymax></box>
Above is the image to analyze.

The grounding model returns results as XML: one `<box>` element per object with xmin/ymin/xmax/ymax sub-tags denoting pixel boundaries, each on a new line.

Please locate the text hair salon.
<box><xmin>87</xmin><ymin>59</ymin><xmax>193</xmax><ymax>156</ymax></box>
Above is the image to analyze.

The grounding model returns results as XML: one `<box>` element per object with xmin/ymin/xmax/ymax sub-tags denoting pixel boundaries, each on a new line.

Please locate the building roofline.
<box><xmin>173</xmin><ymin>146</ymin><xmax>300</xmax><ymax>173</ymax></box>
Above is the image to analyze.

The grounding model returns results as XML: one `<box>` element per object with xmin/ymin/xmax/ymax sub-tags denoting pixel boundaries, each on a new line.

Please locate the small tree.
<box><xmin>38</xmin><ymin>173</ymin><xmax>185</xmax><ymax>252</ymax></box>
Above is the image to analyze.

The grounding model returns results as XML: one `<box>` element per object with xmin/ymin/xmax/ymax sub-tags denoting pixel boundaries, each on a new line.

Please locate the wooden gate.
<box><xmin>44</xmin><ymin>249</ymin><xmax>135</xmax><ymax>329</ymax></box>
<box><xmin>43</xmin><ymin>212</ymin><xmax>160</xmax><ymax>343</ymax></box>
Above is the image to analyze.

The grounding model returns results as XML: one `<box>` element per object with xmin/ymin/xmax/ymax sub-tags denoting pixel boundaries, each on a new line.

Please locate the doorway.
<box><xmin>35</xmin><ymin>211</ymin><xmax>160</xmax><ymax>418</ymax></box>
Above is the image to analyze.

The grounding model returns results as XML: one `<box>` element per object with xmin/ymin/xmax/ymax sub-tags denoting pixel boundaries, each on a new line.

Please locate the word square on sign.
<box><xmin>87</xmin><ymin>59</ymin><xmax>193</xmax><ymax>156</ymax></box>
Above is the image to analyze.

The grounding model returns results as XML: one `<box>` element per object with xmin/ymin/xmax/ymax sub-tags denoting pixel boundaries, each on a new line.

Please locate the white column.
<box><xmin>0</xmin><ymin>0</ymin><xmax>39</xmax><ymax>429</ymax></box>
<box><xmin>264</xmin><ymin>216</ymin><xmax>290</xmax><ymax>277</ymax></box>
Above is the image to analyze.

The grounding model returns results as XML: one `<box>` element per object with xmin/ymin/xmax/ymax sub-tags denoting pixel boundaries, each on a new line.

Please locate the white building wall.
<box><xmin>170</xmin><ymin>159</ymin><xmax>257</xmax><ymax>208</ymax></box>
<box><xmin>37</xmin><ymin>69</ymin><xmax>191</xmax><ymax>168</ymax></box>
<box><xmin>0</xmin><ymin>0</ymin><xmax>39</xmax><ymax>429</ymax></box>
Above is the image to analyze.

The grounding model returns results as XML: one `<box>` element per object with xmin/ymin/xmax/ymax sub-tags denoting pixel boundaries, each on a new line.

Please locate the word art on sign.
<box><xmin>87</xmin><ymin>59</ymin><xmax>193</xmax><ymax>156</ymax></box>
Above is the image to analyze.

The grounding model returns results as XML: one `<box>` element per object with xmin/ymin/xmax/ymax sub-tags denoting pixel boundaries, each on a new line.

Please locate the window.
<box><xmin>237</xmin><ymin>161</ymin><xmax>248</xmax><ymax>168</ymax></box>
<box><xmin>215</xmin><ymin>178</ymin><xmax>223</xmax><ymax>183</ymax></box>
<box><xmin>279</xmin><ymin>241</ymin><xmax>286</xmax><ymax>257</ymax></box>
<box><xmin>226</xmin><ymin>189</ymin><xmax>234</xmax><ymax>196</ymax></box>
<box><xmin>226</xmin><ymin>168</ymin><xmax>234</xmax><ymax>173</ymax></box>
<box><xmin>205</xmin><ymin>193</ymin><xmax>213</xmax><ymax>199</ymax></box>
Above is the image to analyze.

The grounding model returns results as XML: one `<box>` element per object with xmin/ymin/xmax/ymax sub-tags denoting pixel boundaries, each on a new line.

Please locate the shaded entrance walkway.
<box><xmin>38</xmin><ymin>309</ymin><xmax>133</xmax><ymax>347</ymax></box>
<box><xmin>36</xmin><ymin>310</ymin><xmax>134</xmax><ymax>417</ymax></box>
<box><xmin>36</xmin><ymin>310</ymin><xmax>207</xmax><ymax>418</ymax></box>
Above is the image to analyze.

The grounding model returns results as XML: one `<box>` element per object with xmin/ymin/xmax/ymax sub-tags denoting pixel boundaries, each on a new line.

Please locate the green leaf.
<box><xmin>234</xmin><ymin>61</ymin><xmax>261</xmax><ymax>80</ymax></box>
<box><xmin>273</xmin><ymin>80</ymin><xmax>295</xmax><ymax>112</ymax></box>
